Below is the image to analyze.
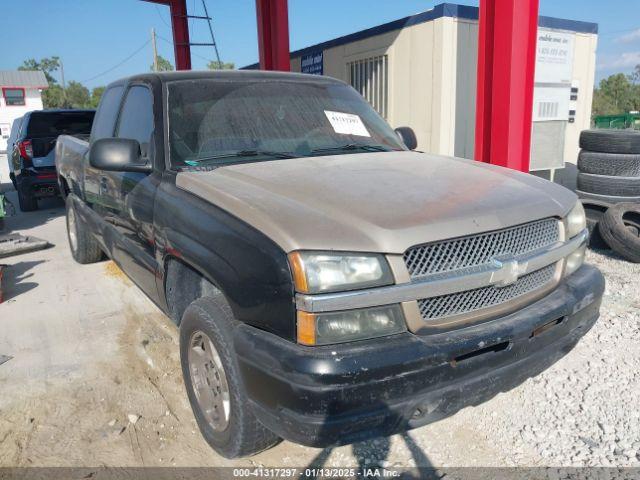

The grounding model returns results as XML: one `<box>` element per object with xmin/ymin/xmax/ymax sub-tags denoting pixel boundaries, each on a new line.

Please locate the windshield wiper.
<box><xmin>184</xmin><ymin>150</ymin><xmax>296</xmax><ymax>166</ymax></box>
<box><xmin>310</xmin><ymin>143</ymin><xmax>394</xmax><ymax>155</ymax></box>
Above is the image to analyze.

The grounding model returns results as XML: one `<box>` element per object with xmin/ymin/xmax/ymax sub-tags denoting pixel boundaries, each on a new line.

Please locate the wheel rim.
<box><xmin>188</xmin><ymin>330</ymin><xmax>231</xmax><ymax>431</ymax></box>
<box><xmin>67</xmin><ymin>206</ymin><xmax>78</xmax><ymax>253</ymax></box>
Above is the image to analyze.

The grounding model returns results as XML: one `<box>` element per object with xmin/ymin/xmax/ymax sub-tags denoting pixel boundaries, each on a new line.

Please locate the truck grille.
<box><xmin>404</xmin><ymin>218</ymin><xmax>561</xmax><ymax>324</ymax></box>
<box><xmin>417</xmin><ymin>263</ymin><xmax>557</xmax><ymax>321</ymax></box>
<box><xmin>404</xmin><ymin>218</ymin><xmax>560</xmax><ymax>279</ymax></box>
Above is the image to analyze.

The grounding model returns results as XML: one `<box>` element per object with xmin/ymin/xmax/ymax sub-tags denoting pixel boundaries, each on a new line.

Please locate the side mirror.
<box><xmin>395</xmin><ymin>126</ymin><xmax>417</xmax><ymax>150</ymax></box>
<box><xmin>89</xmin><ymin>138</ymin><xmax>152</xmax><ymax>173</ymax></box>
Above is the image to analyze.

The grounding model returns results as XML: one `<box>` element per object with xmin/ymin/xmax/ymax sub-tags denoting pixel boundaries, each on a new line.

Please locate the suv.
<box><xmin>9</xmin><ymin>109</ymin><xmax>94</xmax><ymax>211</ymax></box>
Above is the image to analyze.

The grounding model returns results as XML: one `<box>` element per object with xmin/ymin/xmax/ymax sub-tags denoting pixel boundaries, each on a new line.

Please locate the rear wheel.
<box><xmin>17</xmin><ymin>183</ymin><xmax>37</xmax><ymax>212</ymax></box>
<box><xmin>66</xmin><ymin>196</ymin><xmax>103</xmax><ymax>264</ymax></box>
<box><xmin>180</xmin><ymin>295</ymin><xmax>280</xmax><ymax>458</ymax></box>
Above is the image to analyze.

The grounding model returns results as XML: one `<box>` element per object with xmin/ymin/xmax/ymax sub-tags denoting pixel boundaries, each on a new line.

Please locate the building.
<box><xmin>0</xmin><ymin>70</ymin><xmax>48</xmax><ymax>183</ymax></box>
<box><xmin>249</xmin><ymin>3</ymin><xmax>598</xmax><ymax>175</ymax></box>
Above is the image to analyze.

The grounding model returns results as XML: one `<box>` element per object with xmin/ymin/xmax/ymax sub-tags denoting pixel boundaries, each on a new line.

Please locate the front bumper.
<box><xmin>235</xmin><ymin>264</ymin><xmax>604</xmax><ymax>447</ymax></box>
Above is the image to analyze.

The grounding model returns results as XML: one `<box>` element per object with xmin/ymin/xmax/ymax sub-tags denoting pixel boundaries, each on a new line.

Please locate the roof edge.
<box><xmin>242</xmin><ymin>2</ymin><xmax>598</xmax><ymax>70</ymax></box>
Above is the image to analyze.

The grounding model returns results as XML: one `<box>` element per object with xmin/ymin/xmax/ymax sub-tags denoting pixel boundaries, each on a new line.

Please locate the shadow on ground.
<box><xmin>2</xmin><ymin>190</ymin><xmax>65</xmax><ymax>232</ymax></box>
<box><xmin>1</xmin><ymin>260</ymin><xmax>46</xmax><ymax>301</ymax></box>
<box><xmin>303</xmin><ymin>403</ymin><xmax>435</xmax><ymax>477</ymax></box>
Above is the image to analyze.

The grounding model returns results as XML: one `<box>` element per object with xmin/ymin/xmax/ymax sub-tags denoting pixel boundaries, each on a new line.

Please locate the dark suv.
<box><xmin>9</xmin><ymin>109</ymin><xmax>94</xmax><ymax>211</ymax></box>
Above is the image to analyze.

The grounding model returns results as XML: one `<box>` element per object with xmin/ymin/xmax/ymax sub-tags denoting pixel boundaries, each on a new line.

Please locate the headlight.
<box><xmin>288</xmin><ymin>251</ymin><xmax>394</xmax><ymax>294</ymax></box>
<box><xmin>566</xmin><ymin>201</ymin><xmax>586</xmax><ymax>238</ymax></box>
<box><xmin>297</xmin><ymin>305</ymin><xmax>406</xmax><ymax>345</ymax></box>
<box><xmin>565</xmin><ymin>243</ymin><xmax>586</xmax><ymax>277</ymax></box>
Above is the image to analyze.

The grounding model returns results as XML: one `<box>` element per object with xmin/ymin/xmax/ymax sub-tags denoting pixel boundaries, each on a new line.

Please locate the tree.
<box><xmin>65</xmin><ymin>81</ymin><xmax>91</xmax><ymax>108</ymax></box>
<box><xmin>592</xmin><ymin>73</ymin><xmax>639</xmax><ymax>117</ymax></box>
<box><xmin>151</xmin><ymin>55</ymin><xmax>174</xmax><ymax>72</ymax></box>
<box><xmin>18</xmin><ymin>56</ymin><xmax>61</xmax><ymax>85</ymax></box>
<box><xmin>90</xmin><ymin>86</ymin><xmax>106</xmax><ymax>108</ymax></box>
<box><xmin>42</xmin><ymin>85</ymin><xmax>66</xmax><ymax>109</ymax></box>
<box><xmin>207</xmin><ymin>60</ymin><xmax>235</xmax><ymax>70</ymax></box>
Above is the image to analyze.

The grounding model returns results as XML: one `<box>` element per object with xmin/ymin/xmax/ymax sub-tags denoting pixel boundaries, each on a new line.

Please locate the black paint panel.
<box><xmin>154</xmin><ymin>172</ymin><xmax>296</xmax><ymax>340</ymax></box>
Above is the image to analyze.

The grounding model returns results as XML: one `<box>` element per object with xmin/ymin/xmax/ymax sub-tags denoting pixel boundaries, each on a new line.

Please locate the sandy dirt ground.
<box><xmin>0</xmin><ymin>191</ymin><xmax>637</xmax><ymax>470</ymax></box>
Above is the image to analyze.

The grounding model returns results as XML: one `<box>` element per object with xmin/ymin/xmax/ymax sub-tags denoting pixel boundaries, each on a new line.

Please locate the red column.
<box><xmin>168</xmin><ymin>0</ymin><xmax>192</xmax><ymax>70</ymax></box>
<box><xmin>255</xmin><ymin>0</ymin><xmax>290</xmax><ymax>71</ymax></box>
<box><xmin>474</xmin><ymin>0</ymin><xmax>539</xmax><ymax>172</ymax></box>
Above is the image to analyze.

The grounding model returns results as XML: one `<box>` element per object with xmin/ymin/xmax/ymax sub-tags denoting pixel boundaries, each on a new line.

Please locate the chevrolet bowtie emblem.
<box><xmin>490</xmin><ymin>259</ymin><xmax>529</xmax><ymax>287</ymax></box>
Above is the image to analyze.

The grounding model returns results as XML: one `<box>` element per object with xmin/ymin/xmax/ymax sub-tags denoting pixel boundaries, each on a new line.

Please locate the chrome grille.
<box><xmin>404</xmin><ymin>218</ymin><xmax>560</xmax><ymax>279</ymax></box>
<box><xmin>417</xmin><ymin>263</ymin><xmax>556</xmax><ymax>321</ymax></box>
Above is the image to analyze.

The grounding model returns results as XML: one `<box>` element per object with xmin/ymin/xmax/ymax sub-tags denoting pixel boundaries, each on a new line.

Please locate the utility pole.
<box><xmin>151</xmin><ymin>28</ymin><xmax>159</xmax><ymax>72</ymax></box>
<box><xmin>59</xmin><ymin>58</ymin><xmax>68</xmax><ymax>106</ymax></box>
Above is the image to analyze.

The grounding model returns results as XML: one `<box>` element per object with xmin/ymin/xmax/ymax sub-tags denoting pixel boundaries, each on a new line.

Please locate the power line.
<box><xmin>81</xmin><ymin>39</ymin><xmax>150</xmax><ymax>83</ymax></box>
<box><xmin>156</xmin><ymin>34</ymin><xmax>214</xmax><ymax>64</ymax></box>
<box><xmin>154</xmin><ymin>5</ymin><xmax>172</xmax><ymax>29</ymax></box>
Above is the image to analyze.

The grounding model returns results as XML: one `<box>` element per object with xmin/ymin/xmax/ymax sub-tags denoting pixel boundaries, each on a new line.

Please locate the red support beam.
<box><xmin>474</xmin><ymin>0</ymin><xmax>539</xmax><ymax>172</ymax></box>
<box><xmin>142</xmin><ymin>0</ymin><xmax>192</xmax><ymax>70</ymax></box>
<box><xmin>255</xmin><ymin>0</ymin><xmax>290</xmax><ymax>71</ymax></box>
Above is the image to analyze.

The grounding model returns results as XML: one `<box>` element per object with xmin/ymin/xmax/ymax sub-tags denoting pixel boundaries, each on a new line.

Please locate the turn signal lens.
<box><xmin>296</xmin><ymin>311</ymin><xmax>317</xmax><ymax>346</ymax></box>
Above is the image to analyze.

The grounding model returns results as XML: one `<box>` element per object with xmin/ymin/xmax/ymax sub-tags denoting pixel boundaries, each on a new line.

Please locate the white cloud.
<box><xmin>616</xmin><ymin>29</ymin><xmax>640</xmax><ymax>44</ymax></box>
<box><xmin>597</xmin><ymin>51</ymin><xmax>640</xmax><ymax>70</ymax></box>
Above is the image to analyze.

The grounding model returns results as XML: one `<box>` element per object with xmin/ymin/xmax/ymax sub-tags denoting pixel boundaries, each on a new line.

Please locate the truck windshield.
<box><xmin>167</xmin><ymin>78</ymin><xmax>406</xmax><ymax>168</ymax></box>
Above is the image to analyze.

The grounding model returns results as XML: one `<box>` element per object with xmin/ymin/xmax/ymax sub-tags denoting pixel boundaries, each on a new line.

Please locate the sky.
<box><xmin>1</xmin><ymin>0</ymin><xmax>638</xmax><ymax>90</ymax></box>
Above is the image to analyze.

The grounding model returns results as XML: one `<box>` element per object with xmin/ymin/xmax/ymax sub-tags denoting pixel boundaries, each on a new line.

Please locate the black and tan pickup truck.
<box><xmin>56</xmin><ymin>70</ymin><xmax>604</xmax><ymax>458</ymax></box>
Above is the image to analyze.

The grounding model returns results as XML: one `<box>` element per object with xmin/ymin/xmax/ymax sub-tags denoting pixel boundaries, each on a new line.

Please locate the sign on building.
<box><xmin>301</xmin><ymin>51</ymin><xmax>323</xmax><ymax>75</ymax></box>
<box><xmin>533</xmin><ymin>29</ymin><xmax>575</xmax><ymax>123</ymax></box>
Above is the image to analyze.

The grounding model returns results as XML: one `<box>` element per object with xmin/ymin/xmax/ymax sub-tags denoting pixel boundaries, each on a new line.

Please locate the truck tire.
<box><xmin>599</xmin><ymin>203</ymin><xmax>640</xmax><ymax>263</ymax></box>
<box><xmin>17</xmin><ymin>184</ymin><xmax>38</xmax><ymax>212</ymax></box>
<box><xmin>579</xmin><ymin>129</ymin><xmax>640</xmax><ymax>154</ymax></box>
<box><xmin>66</xmin><ymin>196</ymin><xmax>103</xmax><ymax>264</ymax></box>
<box><xmin>577</xmin><ymin>172</ymin><xmax>640</xmax><ymax>197</ymax></box>
<box><xmin>577</xmin><ymin>150</ymin><xmax>640</xmax><ymax>177</ymax></box>
<box><xmin>576</xmin><ymin>189</ymin><xmax>640</xmax><ymax>205</ymax></box>
<box><xmin>180</xmin><ymin>295</ymin><xmax>280</xmax><ymax>458</ymax></box>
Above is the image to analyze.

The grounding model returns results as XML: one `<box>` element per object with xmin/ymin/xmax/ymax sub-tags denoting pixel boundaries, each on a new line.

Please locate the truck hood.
<box><xmin>176</xmin><ymin>151</ymin><xmax>577</xmax><ymax>254</ymax></box>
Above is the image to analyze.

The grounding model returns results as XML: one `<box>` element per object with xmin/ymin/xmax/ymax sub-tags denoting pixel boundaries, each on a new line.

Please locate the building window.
<box><xmin>348</xmin><ymin>55</ymin><xmax>388</xmax><ymax>119</ymax></box>
<box><xmin>3</xmin><ymin>88</ymin><xmax>26</xmax><ymax>106</ymax></box>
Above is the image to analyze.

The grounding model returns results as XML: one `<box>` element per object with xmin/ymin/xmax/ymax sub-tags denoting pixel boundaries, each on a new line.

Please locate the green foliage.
<box><xmin>207</xmin><ymin>61</ymin><xmax>235</xmax><ymax>70</ymax></box>
<box><xmin>18</xmin><ymin>56</ymin><xmax>61</xmax><ymax>85</ymax></box>
<box><xmin>90</xmin><ymin>86</ymin><xmax>106</xmax><ymax>108</ymax></box>
<box><xmin>42</xmin><ymin>85</ymin><xmax>66</xmax><ymax>109</ymax></box>
<box><xmin>18</xmin><ymin>56</ymin><xmax>106</xmax><ymax>110</ymax></box>
<box><xmin>65</xmin><ymin>81</ymin><xmax>91</xmax><ymax>108</ymax></box>
<box><xmin>593</xmin><ymin>70</ymin><xmax>640</xmax><ymax>117</ymax></box>
<box><xmin>152</xmin><ymin>55</ymin><xmax>174</xmax><ymax>72</ymax></box>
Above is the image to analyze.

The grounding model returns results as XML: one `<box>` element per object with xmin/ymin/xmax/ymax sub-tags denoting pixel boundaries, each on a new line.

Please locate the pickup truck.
<box><xmin>10</xmin><ymin>109</ymin><xmax>94</xmax><ymax>211</ymax></box>
<box><xmin>56</xmin><ymin>70</ymin><xmax>604</xmax><ymax>458</ymax></box>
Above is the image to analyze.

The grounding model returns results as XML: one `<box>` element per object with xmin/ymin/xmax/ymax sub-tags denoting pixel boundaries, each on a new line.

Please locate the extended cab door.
<box><xmin>97</xmin><ymin>84</ymin><xmax>161</xmax><ymax>302</ymax></box>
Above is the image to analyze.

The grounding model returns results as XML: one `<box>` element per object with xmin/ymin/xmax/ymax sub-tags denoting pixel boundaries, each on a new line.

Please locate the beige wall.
<box><xmin>291</xmin><ymin>17</ymin><xmax>597</xmax><ymax>167</ymax></box>
<box><xmin>564</xmin><ymin>32</ymin><xmax>598</xmax><ymax>164</ymax></box>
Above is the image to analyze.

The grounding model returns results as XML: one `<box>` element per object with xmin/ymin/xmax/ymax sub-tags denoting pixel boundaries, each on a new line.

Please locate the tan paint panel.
<box><xmin>176</xmin><ymin>151</ymin><xmax>576</xmax><ymax>254</ymax></box>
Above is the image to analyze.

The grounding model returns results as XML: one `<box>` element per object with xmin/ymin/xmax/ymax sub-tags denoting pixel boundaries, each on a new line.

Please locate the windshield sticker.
<box><xmin>324</xmin><ymin>111</ymin><xmax>371</xmax><ymax>137</ymax></box>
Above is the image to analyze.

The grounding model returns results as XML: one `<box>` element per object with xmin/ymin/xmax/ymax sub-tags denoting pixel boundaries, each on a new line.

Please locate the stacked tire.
<box><xmin>577</xmin><ymin>129</ymin><xmax>640</xmax><ymax>262</ymax></box>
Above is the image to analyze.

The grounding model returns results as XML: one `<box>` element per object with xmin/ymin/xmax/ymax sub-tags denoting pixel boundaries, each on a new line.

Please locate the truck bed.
<box><xmin>55</xmin><ymin>134</ymin><xmax>90</xmax><ymax>198</ymax></box>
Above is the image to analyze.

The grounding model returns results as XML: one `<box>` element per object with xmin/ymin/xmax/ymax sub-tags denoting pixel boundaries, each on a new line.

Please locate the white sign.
<box><xmin>324</xmin><ymin>111</ymin><xmax>370</xmax><ymax>137</ymax></box>
<box><xmin>535</xmin><ymin>29</ymin><xmax>575</xmax><ymax>84</ymax></box>
<box><xmin>533</xmin><ymin>86</ymin><xmax>570</xmax><ymax>122</ymax></box>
